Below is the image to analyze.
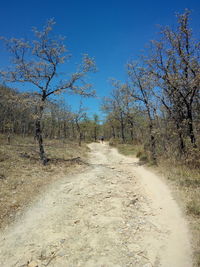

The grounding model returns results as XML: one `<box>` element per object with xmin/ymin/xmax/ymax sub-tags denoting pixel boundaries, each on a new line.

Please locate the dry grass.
<box><xmin>115</xmin><ymin>144</ymin><xmax>139</xmax><ymax>156</ymax></box>
<box><xmin>110</xmin><ymin>142</ymin><xmax>148</xmax><ymax>162</ymax></box>
<box><xmin>109</xmin><ymin>139</ymin><xmax>140</xmax><ymax>155</ymax></box>
<box><xmin>0</xmin><ymin>134</ymin><xmax>89</xmax><ymax>230</ymax></box>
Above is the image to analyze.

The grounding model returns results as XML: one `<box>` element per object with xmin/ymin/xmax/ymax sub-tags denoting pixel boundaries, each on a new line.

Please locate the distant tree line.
<box><xmin>102</xmin><ymin>10</ymin><xmax>200</xmax><ymax>165</ymax></box>
<box><xmin>0</xmin><ymin>85</ymin><xmax>101</xmax><ymax>145</ymax></box>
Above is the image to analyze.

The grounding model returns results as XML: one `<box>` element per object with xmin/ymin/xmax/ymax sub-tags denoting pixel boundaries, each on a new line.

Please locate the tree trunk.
<box><xmin>176</xmin><ymin>122</ymin><xmax>185</xmax><ymax>156</ymax></box>
<box><xmin>146</xmin><ymin>107</ymin><xmax>156</xmax><ymax>163</ymax></box>
<box><xmin>149</xmin><ymin>122</ymin><xmax>156</xmax><ymax>162</ymax></box>
<box><xmin>79</xmin><ymin>132</ymin><xmax>82</xmax><ymax>146</ymax></box>
<box><xmin>121</xmin><ymin>122</ymin><xmax>125</xmax><ymax>143</ymax></box>
<box><xmin>111</xmin><ymin>125</ymin><xmax>115</xmax><ymax>138</ymax></box>
<box><xmin>130</xmin><ymin>128</ymin><xmax>134</xmax><ymax>142</ymax></box>
<box><xmin>129</xmin><ymin>121</ymin><xmax>134</xmax><ymax>142</ymax></box>
<box><xmin>63</xmin><ymin>121</ymin><xmax>67</xmax><ymax>139</ymax></box>
<box><xmin>7</xmin><ymin>134</ymin><xmax>11</xmax><ymax>145</ymax></box>
<box><xmin>35</xmin><ymin>103</ymin><xmax>48</xmax><ymax>165</ymax></box>
<box><xmin>76</xmin><ymin>121</ymin><xmax>82</xmax><ymax>146</ymax></box>
<box><xmin>94</xmin><ymin>126</ymin><xmax>97</xmax><ymax>142</ymax></box>
<box><xmin>187</xmin><ymin>107</ymin><xmax>196</xmax><ymax>147</ymax></box>
<box><xmin>120</xmin><ymin>113</ymin><xmax>125</xmax><ymax>143</ymax></box>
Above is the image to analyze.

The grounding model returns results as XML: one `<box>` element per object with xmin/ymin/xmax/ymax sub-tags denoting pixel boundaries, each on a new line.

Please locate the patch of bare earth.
<box><xmin>0</xmin><ymin>142</ymin><xmax>193</xmax><ymax>267</ymax></box>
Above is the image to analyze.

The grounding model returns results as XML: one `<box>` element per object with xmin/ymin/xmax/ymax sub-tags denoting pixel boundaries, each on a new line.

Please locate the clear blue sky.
<box><xmin>0</xmin><ymin>0</ymin><xmax>200</xmax><ymax>120</ymax></box>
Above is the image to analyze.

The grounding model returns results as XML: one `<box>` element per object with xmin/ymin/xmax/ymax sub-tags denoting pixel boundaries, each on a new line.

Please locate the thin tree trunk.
<box><xmin>146</xmin><ymin>106</ymin><xmax>156</xmax><ymax>162</ymax></box>
<box><xmin>7</xmin><ymin>133</ymin><xmax>11</xmax><ymax>145</ymax></box>
<box><xmin>35</xmin><ymin>103</ymin><xmax>48</xmax><ymax>165</ymax></box>
<box><xmin>176</xmin><ymin>122</ymin><xmax>185</xmax><ymax>156</ymax></box>
<box><xmin>120</xmin><ymin>113</ymin><xmax>125</xmax><ymax>143</ymax></box>
<box><xmin>121</xmin><ymin>122</ymin><xmax>125</xmax><ymax>143</ymax></box>
<box><xmin>63</xmin><ymin>121</ymin><xmax>67</xmax><ymax>139</ymax></box>
<box><xmin>76</xmin><ymin>120</ymin><xmax>82</xmax><ymax>146</ymax></box>
<box><xmin>71</xmin><ymin>123</ymin><xmax>76</xmax><ymax>139</ymax></box>
<box><xmin>149</xmin><ymin>121</ymin><xmax>156</xmax><ymax>162</ymax></box>
<box><xmin>79</xmin><ymin>132</ymin><xmax>82</xmax><ymax>146</ymax></box>
<box><xmin>94</xmin><ymin>126</ymin><xmax>97</xmax><ymax>142</ymax></box>
<box><xmin>187</xmin><ymin>107</ymin><xmax>196</xmax><ymax>147</ymax></box>
<box><xmin>111</xmin><ymin>125</ymin><xmax>115</xmax><ymax>138</ymax></box>
<box><xmin>129</xmin><ymin>121</ymin><xmax>134</xmax><ymax>142</ymax></box>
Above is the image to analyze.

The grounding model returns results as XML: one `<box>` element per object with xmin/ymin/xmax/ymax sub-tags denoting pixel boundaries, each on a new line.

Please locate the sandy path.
<box><xmin>0</xmin><ymin>143</ymin><xmax>192</xmax><ymax>267</ymax></box>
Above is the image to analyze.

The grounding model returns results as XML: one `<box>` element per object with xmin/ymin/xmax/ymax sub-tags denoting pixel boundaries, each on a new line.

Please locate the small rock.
<box><xmin>0</xmin><ymin>174</ymin><xmax>6</xmax><ymax>180</ymax></box>
<box><xmin>57</xmin><ymin>250</ymin><xmax>66</xmax><ymax>257</ymax></box>
<box><xmin>28</xmin><ymin>261</ymin><xmax>39</xmax><ymax>267</ymax></box>
<box><xmin>40</xmin><ymin>249</ymin><xmax>47</xmax><ymax>260</ymax></box>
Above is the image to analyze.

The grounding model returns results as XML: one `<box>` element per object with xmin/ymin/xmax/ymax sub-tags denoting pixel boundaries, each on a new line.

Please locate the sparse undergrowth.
<box><xmin>111</xmin><ymin>141</ymin><xmax>200</xmax><ymax>266</ymax></box>
<box><xmin>109</xmin><ymin>140</ymin><xmax>148</xmax><ymax>163</ymax></box>
<box><xmin>0</xmin><ymin>134</ymin><xmax>89</xmax><ymax>230</ymax></box>
<box><xmin>109</xmin><ymin>140</ymin><xmax>147</xmax><ymax>158</ymax></box>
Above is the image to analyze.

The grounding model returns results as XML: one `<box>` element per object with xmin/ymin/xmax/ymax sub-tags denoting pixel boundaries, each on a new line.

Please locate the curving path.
<box><xmin>0</xmin><ymin>143</ymin><xmax>193</xmax><ymax>267</ymax></box>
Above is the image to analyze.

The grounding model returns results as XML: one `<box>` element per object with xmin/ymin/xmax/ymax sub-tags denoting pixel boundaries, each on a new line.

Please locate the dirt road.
<box><xmin>0</xmin><ymin>143</ymin><xmax>193</xmax><ymax>267</ymax></box>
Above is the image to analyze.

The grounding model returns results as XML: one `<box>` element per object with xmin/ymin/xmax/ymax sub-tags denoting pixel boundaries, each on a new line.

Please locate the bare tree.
<box><xmin>148</xmin><ymin>10</ymin><xmax>199</xmax><ymax>152</ymax></box>
<box><xmin>73</xmin><ymin>102</ymin><xmax>87</xmax><ymax>146</ymax></box>
<box><xmin>101</xmin><ymin>9</ymin><xmax>199</xmax><ymax>165</ymax></box>
<box><xmin>1</xmin><ymin>19</ymin><xmax>96</xmax><ymax>164</ymax></box>
<box><xmin>127</xmin><ymin>63</ymin><xmax>157</xmax><ymax>162</ymax></box>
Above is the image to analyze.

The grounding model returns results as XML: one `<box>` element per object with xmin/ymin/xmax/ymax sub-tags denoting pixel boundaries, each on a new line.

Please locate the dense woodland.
<box><xmin>0</xmin><ymin>10</ymin><xmax>199</xmax><ymax>166</ymax></box>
